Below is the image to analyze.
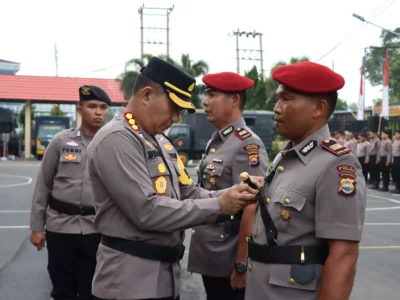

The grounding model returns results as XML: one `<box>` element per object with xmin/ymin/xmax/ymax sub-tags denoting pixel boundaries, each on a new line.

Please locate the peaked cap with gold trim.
<box><xmin>140</xmin><ymin>57</ymin><xmax>196</xmax><ymax>113</ymax></box>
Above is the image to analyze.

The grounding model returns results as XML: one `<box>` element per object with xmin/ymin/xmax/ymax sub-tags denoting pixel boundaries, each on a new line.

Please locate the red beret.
<box><xmin>272</xmin><ymin>62</ymin><xmax>345</xmax><ymax>93</ymax></box>
<box><xmin>202</xmin><ymin>72</ymin><xmax>254</xmax><ymax>92</ymax></box>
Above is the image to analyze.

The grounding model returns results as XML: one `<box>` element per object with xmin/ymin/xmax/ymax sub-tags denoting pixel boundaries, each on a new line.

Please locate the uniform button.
<box><xmin>230</xmin><ymin>215</ymin><xmax>234</xmax><ymax>221</ymax></box>
<box><xmin>248</xmin><ymin>264</ymin><xmax>252</xmax><ymax>271</ymax></box>
<box><xmin>265</xmin><ymin>197</ymin><xmax>270</xmax><ymax>204</ymax></box>
<box><xmin>253</xmin><ymin>230</ymin><xmax>257</xmax><ymax>239</ymax></box>
<box><xmin>210</xmin><ymin>148</ymin><xmax>216</xmax><ymax>153</ymax></box>
<box><xmin>284</xmin><ymin>198</ymin><xmax>290</xmax><ymax>205</ymax></box>
<box><xmin>192</xmin><ymin>230</ymin><xmax>196</xmax><ymax>236</ymax></box>
<box><xmin>277</xmin><ymin>166</ymin><xmax>285</xmax><ymax>173</ymax></box>
<box><xmin>202</xmin><ymin>175</ymin><xmax>206</xmax><ymax>179</ymax></box>
<box><xmin>220</xmin><ymin>234</ymin><xmax>225</xmax><ymax>240</ymax></box>
<box><xmin>289</xmin><ymin>278</ymin><xmax>296</xmax><ymax>285</ymax></box>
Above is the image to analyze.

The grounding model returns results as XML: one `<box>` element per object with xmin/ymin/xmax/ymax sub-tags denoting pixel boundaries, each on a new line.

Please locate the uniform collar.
<box><xmin>281</xmin><ymin>124</ymin><xmax>331</xmax><ymax>165</ymax></box>
<box><xmin>69</xmin><ymin>128</ymin><xmax>82</xmax><ymax>139</ymax></box>
<box><xmin>215</xmin><ymin>117</ymin><xmax>246</xmax><ymax>142</ymax></box>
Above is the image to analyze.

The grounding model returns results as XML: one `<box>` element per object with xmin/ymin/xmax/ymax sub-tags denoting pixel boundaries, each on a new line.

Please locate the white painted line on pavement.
<box><xmin>0</xmin><ymin>174</ymin><xmax>33</xmax><ymax>188</ymax></box>
<box><xmin>366</xmin><ymin>206</ymin><xmax>400</xmax><ymax>211</ymax></box>
<box><xmin>0</xmin><ymin>210</ymin><xmax>30</xmax><ymax>213</ymax></box>
<box><xmin>365</xmin><ymin>223</ymin><xmax>400</xmax><ymax>225</ymax></box>
<box><xmin>0</xmin><ymin>226</ymin><xmax>29</xmax><ymax>229</ymax></box>
<box><xmin>367</xmin><ymin>194</ymin><xmax>400</xmax><ymax>204</ymax></box>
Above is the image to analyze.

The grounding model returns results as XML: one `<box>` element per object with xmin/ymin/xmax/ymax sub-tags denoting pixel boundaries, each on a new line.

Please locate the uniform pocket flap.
<box><xmin>203</xmin><ymin>164</ymin><xmax>224</xmax><ymax>177</ymax></box>
<box><xmin>147</xmin><ymin>160</ymin><xmax>171</xmax><ymax>177</ymax></box>
<box><xmin>192</xmin><ymin>224</ymin><xmax>230</xmax><ymax>242</ymax></box>
<box><xmin>269</xmin><ymin>264</ymin><xmax>319</xmax><ymax>291</ymax></box>
<box><xmin>278</xmin><ymin>188</ymin><xmax>308</xmax><ymax>211</ymax></box>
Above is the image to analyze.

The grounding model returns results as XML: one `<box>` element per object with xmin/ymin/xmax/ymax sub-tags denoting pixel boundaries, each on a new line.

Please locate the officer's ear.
<box><xmin>77</xmin><ymin>101</ymin><xmax>84</xmax><ymax>116</ymax></box>
<box><xmin>312</xmin><ymin>98</ymin><xmax>328</xmax><ymax>118</ymax></box>
<box><xmin>140</xmin><ymin>86</ymin><xmax>153</xmax><ymax>106</ymax></box>
<box><xmin>231</xmin><ymin>93</ymin><xmax>240</xmax><ymax>109</ymax></box>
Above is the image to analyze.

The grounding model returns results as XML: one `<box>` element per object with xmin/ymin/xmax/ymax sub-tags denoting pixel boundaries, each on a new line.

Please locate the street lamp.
<box><xmin>352</xmin><ymin>13</ymin><xmax>400</xmax><ymax>37</ymax></box>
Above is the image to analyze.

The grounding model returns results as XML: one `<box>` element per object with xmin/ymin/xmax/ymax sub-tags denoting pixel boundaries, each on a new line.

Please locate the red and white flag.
<box><xmin>381</xmin><ymin>49</ymin><xmax>389</xmax><ymax>118</ymax></box>
<box><xmin>357</xmin><ymin>66</ymin><xmax>364</xmax><ymax>120</ymax></box>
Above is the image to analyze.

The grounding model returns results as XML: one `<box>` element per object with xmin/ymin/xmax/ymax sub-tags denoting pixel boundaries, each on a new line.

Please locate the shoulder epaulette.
<box><xmin>234</xmin><ymin>127</ymin><xmax>252</xmax><ymax>140</ymax></box>
<box><xmin>320</xmin><ymin>138</ymin><xmax>351</xmax><ymax>156</ymax></box>
<box><xmin>124</xmin><ymin>112</ymin><xmax>141</xmax><ymax>133</ymax></box>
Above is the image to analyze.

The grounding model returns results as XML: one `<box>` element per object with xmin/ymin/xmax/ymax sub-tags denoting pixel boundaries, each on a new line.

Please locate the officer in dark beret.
<box><xmin>30</xmin><ymin>85</ymin><xmax>110</xmax><ymax>300</ymax></box>
<box><xmin>245</xmin><ymin>62</ymin><xmax>366</xmax><ymax>300</ymax></box>
<box><xmin>87</xmin><ymin>57</ymin><xmax>257</xmax><ymax>300</ymax></box>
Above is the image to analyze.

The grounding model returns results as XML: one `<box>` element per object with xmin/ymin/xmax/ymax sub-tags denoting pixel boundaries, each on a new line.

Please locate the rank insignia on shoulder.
<box><xmin>235</xmin><ymin>128</ymin><xmax>252</xmax><ymax>140</ymax></box>
<box><xmin>145</xmin><ymin>140</ymin><xmax>153</xmax><ymax>147</ymax></box>
<box><xmin>222</xmin><ymin>125</ymin><xmax>234</xmax><ymax>137</ymax></box>
<box><xmin>337</xmin><ymin>165</ymin><xmax>356</xmax><ymax>197</ymax></box>
<box><xmin>320</xmin><ymin>139</ymin><xmax>351</xmax><ymax>156</ymax></box>
<box><xmin>299</xmin><ymin>140</ymin><xmax>317</xmax><ymax>156</ymax></box>
<box><xmin>124</xmin><ymin>112</ymin><xmax>140</xmax><ymax>132</ymax></box>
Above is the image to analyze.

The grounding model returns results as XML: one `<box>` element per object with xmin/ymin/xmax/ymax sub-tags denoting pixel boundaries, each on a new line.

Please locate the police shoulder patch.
<box><xmin>234</xmin><ymin>127</ymin><xmax>252</xmax><ymax>140</ymax></box>
<box><xmin>337</xmin><ymin>165</ymin><xmax>357</xmax><ymax>197</ymax></box>
<box><xmin>320</xmin><ymin>139</ymin><xmax>351</xmax><ymax>156</ymax></box>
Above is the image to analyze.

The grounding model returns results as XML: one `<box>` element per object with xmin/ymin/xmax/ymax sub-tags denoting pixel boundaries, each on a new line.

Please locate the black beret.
<box><xmin>359</xmin><ymin>132</ymin><xmax>368</xmax><ymax>138</ymax></box>
<box><xmin>140</xmin><ymin>57</ymin><xmax>196</xmax><ymax>113</ymax></box>
<box><xmin>79</xmin><ymin>85</ymin><xmax>111</xmax><ymax>105</ymax></box>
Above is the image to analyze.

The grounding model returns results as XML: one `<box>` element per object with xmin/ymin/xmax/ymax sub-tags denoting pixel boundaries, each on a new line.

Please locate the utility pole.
<box><xmin>138</xmin><ymin>4</ymin><xmax>174</xmax><ymax>60</ymax></box>
<box><xmin>54</xmin><ymin>42</ymin><xmax>59</xmax><ymax>77</ymax></box>
<box><xmin>229</xmin><ymin>29</ymin><xmax>264</xmax><ymax>77</ymax></box>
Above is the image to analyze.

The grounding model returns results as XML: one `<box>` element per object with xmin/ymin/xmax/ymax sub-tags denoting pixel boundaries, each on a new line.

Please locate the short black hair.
<box><xmin>303</xmin><ymin>91</ymin><xmax>338</xmax><ymax>118</ymax></box>
<box><xmin>133</xmin><ymin>74</ymin><xmax>163</xmax><ymax>95</ymax></box>
<box><xmin>224</xmin><ymin>90</ymin><xmax>247</xmax><ymax>111</ymax></box>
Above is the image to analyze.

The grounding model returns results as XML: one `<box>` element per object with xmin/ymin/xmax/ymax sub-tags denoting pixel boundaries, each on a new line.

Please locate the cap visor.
<box><xmin>168</xmin><ymin>92</ymin><xmax>196</xmax><ymax>113</ymax></box>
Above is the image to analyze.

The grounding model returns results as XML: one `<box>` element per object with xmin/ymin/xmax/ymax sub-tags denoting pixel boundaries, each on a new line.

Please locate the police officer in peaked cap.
<box><xmin>244</xmin><ymin>62</ymin><xmax>366</xmax><ymax>300</ymax></box>
<box><xmin>30</xmin><ymin>85</ymin><xmax>110</xmax><ymax>300</ymax></box>
<box><xmin>187</xmin><ymin>72</ymin><xmax>268</xmax><ymax>300</ymax></box>
<box><xmin>86</xmin><ymin>57</ymin><xmax>258</xmax><ymax>300</ymax></box>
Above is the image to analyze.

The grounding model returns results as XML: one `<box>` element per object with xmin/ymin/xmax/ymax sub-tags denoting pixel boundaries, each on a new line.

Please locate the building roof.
<box><xmin>0</xmin><ymin>74</ymin><xmax>127</xmax><ymax>103</ymax></box>
<box><xmin>0</xmin><ymin>59</ymin><xmax>20</xmax><ymax>64</ymax></box>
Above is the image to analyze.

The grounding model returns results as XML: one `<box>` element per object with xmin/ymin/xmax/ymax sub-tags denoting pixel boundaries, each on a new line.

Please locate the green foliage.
<box><xmin>335</xmin><ymin>98</ymin><xmax>348</xmax><ymax>111</ymax></box>
<box><xmin>364</xmin><ymin>27</ymin><xmax>400</xmax><ymax>104</ymax></box>
<box><xmin>50</xmin><ymin>104</ymin><xmax>65</xmax><ymax>116</ymax></box>
<box><xmin>244</xmin><ymin>66</ymin><xmax>267</xmax><ymax>110</ymax></box>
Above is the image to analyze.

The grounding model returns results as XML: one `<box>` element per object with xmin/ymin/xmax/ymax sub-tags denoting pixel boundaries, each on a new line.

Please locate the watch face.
<box><xmin>235</xmin><ymin>262</ymin><xmax>247</xmax><ymax>273</ymax></box>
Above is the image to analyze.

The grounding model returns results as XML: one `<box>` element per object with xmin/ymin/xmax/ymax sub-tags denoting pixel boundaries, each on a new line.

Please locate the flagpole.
<box><xmin>378</xmin><ymin>116</ymin><xmax>382</xmax><ymax>134</ymax></box>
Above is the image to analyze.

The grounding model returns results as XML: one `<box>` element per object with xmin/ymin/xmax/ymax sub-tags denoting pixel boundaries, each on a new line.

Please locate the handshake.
<box><xmin>217</xmin><ymin>172</ymin><xmax>264</xmax><ymax>215</ymax></box>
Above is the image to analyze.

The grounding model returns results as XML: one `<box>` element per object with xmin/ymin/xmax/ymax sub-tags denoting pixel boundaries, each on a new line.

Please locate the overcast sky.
<box><xmin>1</xmin><ymin>0</ymin><xmax>399</xmax><ymax>107</ymax></box>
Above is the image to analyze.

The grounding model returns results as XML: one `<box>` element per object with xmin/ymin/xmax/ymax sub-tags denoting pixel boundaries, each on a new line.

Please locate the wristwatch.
<box><xmin>234</xmin><ymin>261</ymin><xmax>247</xmax><ymax>274</ymax></box>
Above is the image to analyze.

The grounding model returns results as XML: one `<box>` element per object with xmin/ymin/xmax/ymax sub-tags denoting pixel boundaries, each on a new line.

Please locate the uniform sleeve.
<box><xmin>377</xmin><ymin>142</ymin><xmax>380</xmax><ymax>161</ymax></box>
<box><xmin>232</xmin><ymin>138</ymin><xmax>268</xmax><ymax>185</ymax></box>
<box><xmin>30</xmin><ymin>136</ymin><xmax>61</xmax><ymax>231</ymax></box>
<box><xmin>315</xmin><ymin>155</ymin><xmax>366</xmax><ymax>241</ymax></box>
<box><xmin>90</xmin><ymin>132</ymin><xmax>221</xmax><ymax>233</ymax></box>
<box><xmin>387</xmin><ymin>141</ymin><xmax>393</xmax><ymax>163</ymax></box>
<box><xmin>365</xmin><ymin>143</ymin><xmax>370</xmax><ymax>164</ymax></box>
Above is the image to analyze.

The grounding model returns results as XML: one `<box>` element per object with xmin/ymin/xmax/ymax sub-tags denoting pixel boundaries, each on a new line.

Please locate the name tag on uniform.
<box><xmin>212</xmin><ymin>159</ymin><xmax>223</xmax><ymax>164</ymax></box>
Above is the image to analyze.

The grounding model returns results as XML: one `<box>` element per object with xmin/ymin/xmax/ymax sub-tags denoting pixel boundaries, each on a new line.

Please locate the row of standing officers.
<box><xmin>30</xmin><ymin>57</ymin><xmax>366</xmax><ymax>300</ymax></box>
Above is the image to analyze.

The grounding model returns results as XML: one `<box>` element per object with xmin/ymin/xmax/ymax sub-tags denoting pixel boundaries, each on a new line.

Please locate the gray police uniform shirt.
<box><xmin>377</xmin><ymin>139</ymin><xmax>393</xmax><ymax>163</ymax></box>
<box><xmin>87</xmin><ymin>110</ymin><xmax>224</xmax><ymax>300</ymax></box>
<box><xmin>392</xmin><ymin>140</ymin><xmax>400</xmax><ymax>161</ymax></box>
<box><xmin>369</xmin><ymin>137</ymin><xmax>379</xmax><ymax>156</ymax></box>
<box><xmin>30</xmin><ymin>128</ymin><xmax>97</xmax><ymax>234</ymax></box>
<box><xmin>344</xmin><ymin>139</ymin><xmax>357</xmax><ymax>156</ymax></box>
<box><xmin>356</xmin><ymin>141</ymin><xmax>370</xmax><ymax>163</ymax></box>
<box><xmin>187</xmin><ymin>117</ymin><xmax>268</xmax><ymax>277</ymax></box>
<box><xmin>245</xmin><ymin>124</ymin><xmax>366</xmax><ymax>300</ymax></box>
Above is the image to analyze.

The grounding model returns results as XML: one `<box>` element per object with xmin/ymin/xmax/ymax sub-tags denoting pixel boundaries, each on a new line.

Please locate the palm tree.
<box><xmin>118</xmin><ymin>53</ymin><xmax>209</xmax><ymax>108</ymax></box>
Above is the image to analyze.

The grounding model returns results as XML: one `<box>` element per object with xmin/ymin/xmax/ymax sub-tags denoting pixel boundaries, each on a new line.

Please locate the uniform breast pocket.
<box><xmin>273</xmin><ymin>188</ymin><xmax>307</xmax><ymax>234</ymax></box>
<box><xmin>202</xmin><ymin>164</ymin><xmax>224</xmax><ymax>189</ymax></box>
<box><xmin>56</xmin><ymin>154</ymin><xmax>83</xmax><ymax>178</ymax></box>
<box><xmin>147</xmin><ymin>159</ymin><xmax>171</xmax><ymax>195</ymax></box>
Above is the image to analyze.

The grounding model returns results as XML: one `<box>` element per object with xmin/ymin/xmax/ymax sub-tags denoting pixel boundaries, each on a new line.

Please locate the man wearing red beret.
<box><xmin>187</xmin><ymin>72</ymin><xmax>268</xmax><ymax>300</ymax></box>
<box><xmin>245</xmin><ymin>62</ymin><xmax>366</xmax><ymax>300</ymax></box>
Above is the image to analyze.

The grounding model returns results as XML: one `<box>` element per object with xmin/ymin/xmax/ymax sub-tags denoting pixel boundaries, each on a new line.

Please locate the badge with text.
<box><xmin>154</xmin><ymin>176</ymin><xmax>167</xmax><ymax>194</ymax></box>
<box><xmin>66</xmin><ymin>141</ymin><xmax>79</xmax><ymax>147</ymax></box>
<box><xmin>337</xmin><ymin>165</ymin><xmax>357</xmax><ymax>197</ymax></box>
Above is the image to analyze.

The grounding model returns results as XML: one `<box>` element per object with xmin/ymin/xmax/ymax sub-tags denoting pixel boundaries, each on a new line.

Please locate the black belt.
<box><xmin>49</xmin><ymin>196</ymin><xmax>95</xmax><ymax>216</ymax></box>
<box><xmin>101</xmin><ymin>235</ymin><xmax>185</xmax><ymax>263</ymax></box>
<box><xmin>248</xmin><ymin>238</ymin><xmax>329</xmax><ymax>265</ymax></box>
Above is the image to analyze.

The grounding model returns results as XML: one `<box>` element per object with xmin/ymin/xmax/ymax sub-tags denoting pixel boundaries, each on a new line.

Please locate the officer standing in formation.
<box><xmin>367</xmin><ymin>129</ymin><xmax>380</xmax><ymax>188</ymax></box>
<box><xmin>391</xmin><ymin>129</ymin><xmax>400</xmax><ymax>193</ymax></box>
<box><xmin>356</xmin><ymin>132</ymin><xmax>370</xmax><ymax>181</ymax></box>
<box><xmin>376</xmin><ymin>130</ymin><xmax>392</xmax><ymax>192</ymax></box>
<box><xmin>30</xmin><ymin>85</ymin><xmax>111</xmax><ymax>300</ymax></box>
<box><xmin>245</xmin><ymin>61</ymin><xmax>366</xmax><ymax>300</ymax></box>
<box><xmin>187</xmin><ymin>72</ymin><xmax>268</xmax><ymax>300</ymax></box>
<box><xmin>87</xmin><ymin>57</ymin><xmax>257</xmax><ymax>300</ymax></box>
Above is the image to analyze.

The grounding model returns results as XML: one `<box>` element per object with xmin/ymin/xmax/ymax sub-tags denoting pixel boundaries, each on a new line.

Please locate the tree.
<box><xmin>335</xmin><ymin>98</ymin><xmax>348</xmax><ymax>111</ymax></box>
<box><xmin>348</xmin><ymin>102</ymin><xmax>358</xmax><ymax>111</ymax></box>
<box><xmin>364</xmin><ymin>27</ymin><xmax>400</xmax><ymax>104</ymax></box>
<box><xmin>50</xmin><ymin>104</ymin><xmax>65</xmax><ymax>116</ymax></box>
<box><xmin>117</xmin><ymin>54</ymin><xmax>209</xmax><ymax>108</ymax></box>
<box><xmin>264</xmin><ymin>56</ymin><xmax>310</xmax><ymax>110</ymax></box>
<box><xmin>244</xmin><ymin>66</ymin><xmax>267</xmax><ymax>110</ymax></box>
